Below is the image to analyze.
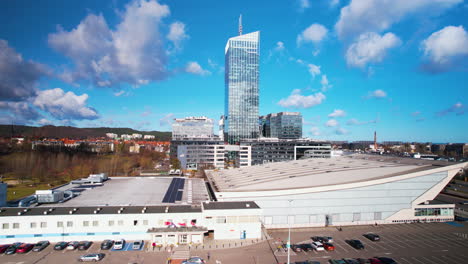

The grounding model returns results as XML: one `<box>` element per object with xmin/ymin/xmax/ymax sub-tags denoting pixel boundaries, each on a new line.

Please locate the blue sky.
<box><xmin>0</xmin><ymin>0</ymin><xmax>467</xmax><ymax>142</ymax></box>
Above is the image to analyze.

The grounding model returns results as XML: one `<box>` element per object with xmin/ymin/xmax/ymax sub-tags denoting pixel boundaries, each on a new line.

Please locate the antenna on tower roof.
<box><xmin>238</xmin><ymin>14</ymin><xmax>243</xmax><ymax>36</ymax></box>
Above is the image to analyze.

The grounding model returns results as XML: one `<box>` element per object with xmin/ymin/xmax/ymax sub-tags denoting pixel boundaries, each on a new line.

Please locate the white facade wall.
<box><xmin>0</xmin><ymin>204</ymin><xmax>263</xmax><ymax>244</ymax></box>
<box><xmin>202</xmin><ymin>207</ymin><xmax>262</xmax><ymax>240</ymax></box>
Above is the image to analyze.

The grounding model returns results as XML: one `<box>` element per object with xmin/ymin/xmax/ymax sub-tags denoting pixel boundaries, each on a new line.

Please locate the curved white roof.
<box><xmin>207</xmin><ymin>154</ymin><xmax>462</xmax><ymax>192</ymax></box>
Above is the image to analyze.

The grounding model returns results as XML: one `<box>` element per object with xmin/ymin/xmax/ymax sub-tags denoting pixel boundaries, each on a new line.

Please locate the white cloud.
<box><xmin>309</xmin><ymin>126</ymin><xmax>320</xmax><ymax>136</ymax></box>
<box><xmin>185</xmin><ymin>61</ymin><xmax>211</xmax><ymax>76</ymax></box>
<box><xmin>335</xmin><ymin>0</ymin><xmax>462</xmax><ymax>40</ymax></box>
<box><xmin>328</xmin><ymin>109</ymin><xmax>346</xmax><ymax>118</ymax></box>
<box><xmin>0</xmin><ymin>101</ymin><xmax>41</xmax><ymax>123</ymax></box>
<box><xmin>366</xmin><ymin>89</ymin><xmax>387</xmax><ymax>99</ymax></box>
<box><xmin>37</xmin><ymin>118</ymin><xmax>53</xmax><ymax>126</ymax></box>
<box><xmin>0</xmin><ymin>40</ymin><xmax>48</xmax><ymax>101</ymax></box>
<box><xmin>436</xmin><ymin>102</ymin><xmax>465</xmax><ymax>116</ymax></box>
<box><xmin>275</xmin><ymin>41</ymin><xmax>285</xmax><ymax>51</ymax></box>
<box><xmin>48</xmin><ymin>0</ymin><xmax>173</xmax><ymax>87</ymax></box>
<box><xmin>33</xmin><ymin>88</ymin><xmax>99</xmax><ymax>120</ymax></box>
<box><xmin>346</xmin><ymin>32</ymin><xmax>401</xmax><ymax>68</ymax></box>
<box><xmin>307</xmin><ymin>64</ymin><xmax>321</xmax><ymax>78</ymax></box>
<box><xmin>330</xmin><ymin>0</ymin><xmax>340</xmax><ymax>7</ymax></box>
<box><xmin>299</xmin><ymin>0</ymin><xmax>310</xmax><ymax>11</ymax></box>
<box><xmin>167</xmin><ymin>21</ymin><xmax>188</xmax><ymax>50</ymax></box>
<box><xmin>297</xmin><ymin>24</ymin><xmax>328</xmax><ymax>45</ymax></box>
<box><xmin>325</xmin><ymin>119</ymin><xmax>339</xmax><ymax>127</ymax></box>
<box><xmin>321</xmin><ymin>74</ymin><xmax>331</xmax><ymax>91</ymax></box>
<box><xmin>159</xmin><ymin>113</ymin><xmax>174</xmax><ymax>126</ymax></box>
<box><xmin>346</xmin><ymin>117</ymin><xmax>379</xmax><ymax>125</ymax></box>
<box><xmin>278</xmin><ymin>89</ymin><xmax>326</xmax><ymax>108</ymax></box>
<box><xmin>421</xmin><ymin>25</ymin><xmax>468</xmax><ymax>71</ymax></box>
<box><xmin>335</xmin><ymin>127</ymin><xmax>349</xmax><ymax>135</ymax></box>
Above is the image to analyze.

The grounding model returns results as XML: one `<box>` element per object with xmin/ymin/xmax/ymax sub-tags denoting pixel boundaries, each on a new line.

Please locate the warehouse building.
<box><xmin>207</xmin><ymin>154</ymin><xmax>467</xmax><ymax>228</ymax></box>
<box><xmin>0</xmin><ymin>201</ymin><xmax>262</xmax><ymax>244</ymax></box>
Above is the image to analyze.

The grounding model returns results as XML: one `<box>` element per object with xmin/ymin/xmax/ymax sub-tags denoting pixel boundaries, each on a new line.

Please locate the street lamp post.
<box><xmin>287</xmin><ymin>199</ymin><xmax>292</xmax><ymax>264</ymax></box>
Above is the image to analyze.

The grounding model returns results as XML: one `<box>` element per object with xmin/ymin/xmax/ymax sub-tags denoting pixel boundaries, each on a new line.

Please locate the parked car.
<box><xmin>363</xmin><ymin>233</ymin><xmax>380</xmax><ymax>241</ymax></box>
<box><xmin>100</xmin><ymin>240</ymin><xmax>114</xmax><ymax>250</ymax></box>
<box><xmin>0</xmin><ymin>244</ymin><xmax>11</xmax><ymax>253</ymax></box>
<box><xmin>323</xmin><ymin>242</ymin><xmax>335</xmax><ymax>251</ymax></box>
<box><xmin>291</xmin><ymin>244</ymin><xmax>303</xmax><ymax>252</ymax></box>
<box><xmin>54</xmin><ymin>241</ymin><xmax>68</xmax><ymax>250</ymax></box>
<box><xmin>368</xmin><ymin>258</ymin><xmax>384</xmax><ymax>264</ymax></box>
<box><xmin>78</xmin><ymin>241</ymin><xmax>93</xmax><ymax>250</ymax></box>
<box><xmin>345</xmin><ymin>239</ymin><xmax>364</xmax><ymax>249</ymax></box>
<box><xmin>33</xmin><ymin>241</ymin><xmax>50</xmax><ymax>252</ymax></box>
<box><xmin>295</xmin><ymin>261</ymin><xmax>321</xmax><ymax>264</ymax></box>
<box><xmin>67</xmin><ymin>241</ymin><xmax>79</xmax><ymax>250</ymax></box>
<box><xmin>299</xmin><ymin>243</ymin><xmax>313</xmax><ymax>252</ymax></box>
<box><xmin>16</xmin><ymin>243</ymin><xmax>34</xmax><ymax>253</ymax></box>
<box><xmin>113</xmin><ymin>239</ymin><xmax>125</xmax><ymax>250</ymax></box>
<box><xmin>356</xmin><ymin>258</ymin><xmax>371</xmax><ymax>264</ymax></box>
<box><xmin>311</xmin><ymin>236</ymin><xmax>325</xmax><ymax>242</ymax></box>
<box><xmin>132</xmin><ymin>240</ymin><xmax>143</xmax><ymax>250</ymax></box>
<box><xmin>78</xmin><ymin>253</ymin><xmax>105</xmax><ymax>262</ymax></box>
<box><xmin>343</xmin><ymin>259</ymin><xmax>361</xmax><ymax>264</ymax></box>
<box><xmin>329</xmin><ymin>260</ymin><xmax>347</xmax><ymax>264</ymax></box>
<box><xmin>182</xmin><ymin>256</ymin><xmax>206</xmax><ymax>264</ymax></box>
<box><xmin>323</xmin><ymin>236</ymin><xmax>334</xmax><ymax>243</ymax></box>
<box><xmin>5</xmin><ymin>243</ymin><xmax>22</xmax><ymax>255</ymax></box>
<box><xmin>375</xmin><ymin>257</ymin><xmax>397</xmax><ymax>264</ymax></box>
<box><xmin>311</xmin><ymin>241</ymin><xmax>325</xmax><ymax>251</ymax></box>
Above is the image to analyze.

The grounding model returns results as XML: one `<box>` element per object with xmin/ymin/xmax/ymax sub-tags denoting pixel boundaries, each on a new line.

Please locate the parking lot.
<box><xmin>1</xmin><ymin>222</ymin><xmax>467</xmax><ymax>263</ymax></box>
<box><xmin>269</xmin><ymin>222</ymin><xmax>468</xmax><ymax>264</ymax></box>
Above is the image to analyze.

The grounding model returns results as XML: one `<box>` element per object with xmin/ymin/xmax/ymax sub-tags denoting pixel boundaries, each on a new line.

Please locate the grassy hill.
<box><xmin>0</xmin><ymin>125</ymin><xmax>171</xmax><ymax>141</ymax></box>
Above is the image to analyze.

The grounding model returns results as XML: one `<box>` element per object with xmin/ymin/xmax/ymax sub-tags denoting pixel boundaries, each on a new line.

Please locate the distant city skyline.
<box><xmin>0</xmin><ymin>0</ymin><xmax>467</xmax><ymax>142</ymax></box>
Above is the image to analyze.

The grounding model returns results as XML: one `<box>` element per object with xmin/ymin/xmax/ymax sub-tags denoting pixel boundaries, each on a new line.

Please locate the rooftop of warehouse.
<box><xmin>40</xmin><ymin>177</ymin><xmax>210</xmax><ymax>207</ymax></box>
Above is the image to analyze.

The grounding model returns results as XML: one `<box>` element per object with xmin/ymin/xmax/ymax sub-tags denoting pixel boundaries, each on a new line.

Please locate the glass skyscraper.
<box><xmin>224</xmin><ymin>30</ymin><xmax>260</xmax><ymax>144</ymax></box>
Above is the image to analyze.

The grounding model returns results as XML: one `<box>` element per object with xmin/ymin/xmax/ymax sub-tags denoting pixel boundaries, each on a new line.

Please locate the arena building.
<box><xmin>206</xmin><ymin>154</ymin><xmax>467</xmax><ymax>228</ymax></box>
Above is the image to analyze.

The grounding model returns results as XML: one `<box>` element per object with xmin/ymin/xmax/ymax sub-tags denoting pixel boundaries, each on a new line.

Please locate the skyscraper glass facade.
<box><xmin>225</xmin><ymin>31</ymin><xmax>260</xmax><ymax>144</ymax></box>
<box><xmin>260</xmin><ymin>112</ymin><xmax>302</xmax><ymax>139</ymax></box>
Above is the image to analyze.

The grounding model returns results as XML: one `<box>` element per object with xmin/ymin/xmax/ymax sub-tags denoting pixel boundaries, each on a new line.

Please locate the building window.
<box><xmin>133</xmin><ymin>220</ymin><xmax>138</xmax><ymax>226</ymax></box>
<box><xmin>83</xmin><ymin>221</ymin><xmax>89</xmax><ymax>227</ymax></box>
<box><xmin>374</xmin><ymin>212</ymin><xmax>382</xmax><ymax>220</ymax></box>
<box><xmin>92</xmin><ymin>221</ymin><xmax>99</xmax><ymax>227</ymax></box>
<box><xmin>143</xmin><ymin>220</ymin><xmax>148</xmax><ymax>226</ymax></box>
<box><xmin>118</xmin><ymin>220</ymin><xmax>124</xmax><ymax>226</ymax></box>
<box><xmin>67</xmin><ymin>221</ymin><xmax>73</xmax><ymax>227</ymax></box>
<box><xmin>40</xmin><ymin>222</ymin><xmax>47</xmax><ymax>228</ymax></box>
<box><xmin>216</xmin><ymin>216</ymin><xmax>226</xmax><ymax>224</ymax></box>
<box><xmin>57</xmin><ymin>221</ymin><xmax>64</xmax><ymax>228</ymax></box>
<box><xmin>30</xmin><ymin>222</ymin><xmax>37</xmax><ymax>228</ymax></box>
<box><xmin>13</xmin><ymin>223</ymin><xmax>20</xmax><ymax>229</ymax></box>
<box><xmin>227</xmin><ymin>216</ymin><xmax>237</xmax><ymax>223</ymax></box>
<box><xmin>158</xmin><ymin>219</ymin><xmax>163</xmax><ymax>226</ymax></box>
<box><xmin>353</xmin><ymin>213</ymin><xmax>361</xmax><ymax>222</ymax></box>
<box><xmin>108</xmin><ymin>220</ymin><xmax>114</xmax><ymax>226</ymax></box>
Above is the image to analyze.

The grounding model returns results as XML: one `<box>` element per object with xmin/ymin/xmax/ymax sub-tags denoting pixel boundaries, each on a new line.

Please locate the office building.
<box><xmin>172</xmin><ymin>116</ymin><xmax>214</xmax><ymax>140</ymax></box>
<box><xmin>241</xmin><ymin>138</ymin><xmax>331</xmax><ymax>165</ymax></box>
<box><xmin>260</xmin><ymin>112</ymin><xmax>302</xmax><ymax>139</ymax></box>
<box><xmin>224</xmin><ymin>18</ymin><xmax>260</xmax><ymax>144</ymax></box>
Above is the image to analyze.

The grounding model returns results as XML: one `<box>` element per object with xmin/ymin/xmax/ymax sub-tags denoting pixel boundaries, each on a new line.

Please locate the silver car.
<box><xmin>78</xmin><ymin>253</ymin><xmax>105</xmax><ymax>262</ymax></box>
<box><xmin>132</xmin><ymin>240</ymin><xmax>143</xmax><ymax>250</ymax></box>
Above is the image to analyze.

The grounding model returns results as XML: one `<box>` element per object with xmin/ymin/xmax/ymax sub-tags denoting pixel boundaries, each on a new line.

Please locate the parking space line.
<box><xmin>420</xmin><ymin>256</ymin><xmax>439</xmax><ymax>264</ymax></box>
<box><xmin>410</xmin><ymin>256</ymin><xmax>426</xmax><ymax>264</ymax></box>
<box><xmin>451</xmin><ymin>254</ymin><xmax>468</xmax><ymax>263</ymax></box>
<box><xmin>334</xmin><ymin>242</ymin><xmax>348</xmax><ymax>253</ymax></box>
<box><xmin>431</xmin><ymin>256</ymin><xmax>448</xmax><ymax>264</ymax></box>
<box><xmin>439</xmin><ymin>255</ymin><xmax>458</xmax><ymax>264</ymax></box>
<box><xmin>398</xmin><ymin>257</ymin><xmax>412</xmax><ymax>264</ymax></box>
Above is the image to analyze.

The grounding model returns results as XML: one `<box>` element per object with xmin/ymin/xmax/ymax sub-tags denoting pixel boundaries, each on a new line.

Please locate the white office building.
<box><xmin>172</xmin><ymin>117</ymin><xmax>214</xmax><ymax>140</ymax></box>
